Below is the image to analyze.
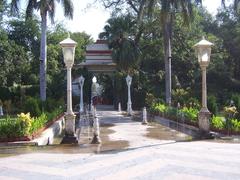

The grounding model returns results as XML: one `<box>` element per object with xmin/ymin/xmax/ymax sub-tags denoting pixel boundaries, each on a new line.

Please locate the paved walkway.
<box><xmin>0</xmin><ymin>107</ymin><xmax>240</xmax><ymax>180</ymax></box>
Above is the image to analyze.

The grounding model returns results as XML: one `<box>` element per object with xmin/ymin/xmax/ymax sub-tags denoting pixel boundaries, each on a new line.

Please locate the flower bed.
<box><xmin>0</xmin><ymin>108</ymin><xmax>64</xmax><ymax>142</ymax></box>
<box><xmin>150</xmin><ymin>102</ymin><xmax>240</xmax><ymax>135</ymax></box>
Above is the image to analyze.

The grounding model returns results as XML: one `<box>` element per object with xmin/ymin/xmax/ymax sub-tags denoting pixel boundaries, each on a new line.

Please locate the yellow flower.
<box><xmin>224</xmin><ymin>106</ymin><xmax>238</xmax><ymax>114</ymax></box>
<box><xmin>17</xmin><ymin>112</ymin><xmax>33</xmax><ymax>134</ymax></box>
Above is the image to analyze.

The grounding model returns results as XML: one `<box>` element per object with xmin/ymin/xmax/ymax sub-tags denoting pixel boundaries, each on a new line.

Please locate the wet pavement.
<box><xmin>0</xmin><ymin>106</ymin><xmax>240</xmax><ymax>179</ymax></box>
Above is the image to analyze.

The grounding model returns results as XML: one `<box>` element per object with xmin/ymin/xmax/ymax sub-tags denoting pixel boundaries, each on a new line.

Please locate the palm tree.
<box><xmin>99</xmin><ymin>15</ymin><xmax>140</xmax><ymax>73</ymax></box>
<box><xmin>146</xmin><ymin>0</ymin><xmax>202</xmax><ymax>105</ymax></box>
<box><xmin>222</xmin><ymin>0</ymin><xmax>240</xmax><ymax>11</ymax></box>
<box><xmin>11</xmin><ymin>0</ymin><xmax>74</xmax><ymax>101</ymax></box>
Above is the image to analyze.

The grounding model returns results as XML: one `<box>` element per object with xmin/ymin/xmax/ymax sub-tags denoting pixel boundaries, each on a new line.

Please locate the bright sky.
<box><xmin>54</xmin><ymin>0</ymin><xmax>228</xmax><ymax>40</ymax></box>
<box><xmin>16</xmin><ymin>0</ymin><xmax>231</xmax><ymax>40</ymax></box>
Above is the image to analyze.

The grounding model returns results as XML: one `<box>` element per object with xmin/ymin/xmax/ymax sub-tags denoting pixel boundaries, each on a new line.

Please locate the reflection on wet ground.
<box><xmin>0</xmin><ymin>122</ymin><xmax>130</xmax><ymax>157</ymax></box>
<box><xmin>0</xmin><ymin>109</ymin><xmax>239</xmax><ymax>158</ymax></box>
<box><xmin>145</xmin><ymin>122</ymin><xmax>193</xmax><ymax>141</ymax></box>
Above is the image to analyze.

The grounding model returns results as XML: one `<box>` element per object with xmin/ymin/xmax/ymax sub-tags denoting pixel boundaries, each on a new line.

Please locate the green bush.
<box><xmin>23</xmin><ymin>97</ymin><xmax>41</xmax><ymax>117</ymax></box>
<box><xmin>211</xmin><ymin>116</ymin><xmax>225</xmax><ymax>130</ymax></box>
<box><xmin>208</xmin><ymin>95</ymin><xmax>218</xmax><ymax>115</ymax></box>
<box><xmin>180</xmin><ymin>107</ymin><xmax>198</xmax><ymax>122</ymax></box>
<box><xmin>186</xmin><ymin>97</ymin><xmax>200</xmax><ymax>109</ymax></box>
<box><xmin>166</xmin><ymin>106</ymin><xmax>178</xmax><ymax>118</ymax></box>
<box><xmin>0</xmin><ymin>116</ymin><xmax>26</xmax><ymax>138</ymax></box>
<box><xmin>172</xmin><ymin>88</ymin><xmax>189</xmax><ymax>105</ymax></box>
<box><xmin>230</xmin><ymin>119</ymin><xmax>240</xmax><ymax>132</ymax></box>
<box><xmin>231</xmin><ymin>94</ymin><xmax>240</xmax><ymax>118</ymax></box>
<box><xmin>151</xmin><ymin>103</ymin><xmax>167</xmax><ymax>114</ymax></box>
<box><xmin>0</xmin><ymin>107</ymin><xmax>63</xmax><ymax>138</ymax></box>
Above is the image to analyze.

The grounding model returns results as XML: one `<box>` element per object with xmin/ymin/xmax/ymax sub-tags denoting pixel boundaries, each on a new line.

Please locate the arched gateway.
<box><xmin>72</xmin><ymin>40</ymin><xmax>117</xmax><ymax>107</ymax></box>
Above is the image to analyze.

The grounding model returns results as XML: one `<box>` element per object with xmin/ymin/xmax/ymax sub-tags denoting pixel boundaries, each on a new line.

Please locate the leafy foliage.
<box><xmin>211</xmin><ymin>116</ymin><xmax>225</xmax><ymax>130</ymax></box>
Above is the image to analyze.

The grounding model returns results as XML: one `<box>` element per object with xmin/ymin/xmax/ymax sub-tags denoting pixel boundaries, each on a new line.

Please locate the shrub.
<box><xmin>186</xmin><ymin>97</ymin><xmax>200</xmax><ymax>109</ymax></box>
<box><xmin>211</xmin><ymin>116</ymin><xmax>225</xmax><ymax>130</ymax></box>
<box><xmin>0</xmin><ymin>115</ymin><xmax>29</xmax><ymax>138</ymax></box>
<box><xmin>231</xmin><ymin>94</ymin><xmax>240</xmax><ymax>110</ymax></box>
<box><xmin>29</xmin><ymin>113</ymin><xmax>48</xmax><ymax>134</ymax></box>
<box><xmin>224</xmin><ymin>106</ymin><xmax>238</xmax><ymax>118</ymax></box>
<box><xmin>145</xmin><ymin>93</ymin><xmax>156</xmax><ymax>108</ymax></box>
<box><xmin>180</xmin><ymin>107</ymin><xmax>198</xmax><ymax>122</ymax></box>
<box><xmin>208</xmin><ymin>95</ymin><xmax>218</xmax><ymax>115</ymax></box>
<box><xmin>23</xmin><ymin>97</ymin><xmax>41</xmax><ymax>117</ymax></box>
<box><xmin>172</xmin><ymin>88</ymin><xmax>189</xmax><ymax>105</ymax></box>
<box><xmin>166</xmin><ymin>106</ymin><xmax>178</xmax><ymax>118</ymax></box>
<box><xmin>153</xmin><ymin>103</ymin><xmax>167</xmax><ymax>114</ymax></box>
<box><xmin>17</xmin><ymin>112</ymin><xmax>33</xmax><ymax>135</ymax></box>
<box><xmin>230</xmin><ymin>119</ymin><xmax>240</xmax><ymax>132</ymax></box>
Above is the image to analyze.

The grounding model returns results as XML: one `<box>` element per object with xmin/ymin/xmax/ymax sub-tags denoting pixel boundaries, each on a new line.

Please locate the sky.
<box><xmin>17</xmin><ymin>0</ymin><xmax>231</xmax><ymax>40</ymax></box>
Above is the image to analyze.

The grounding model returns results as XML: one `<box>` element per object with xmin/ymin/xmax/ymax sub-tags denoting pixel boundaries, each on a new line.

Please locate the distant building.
<box><xmin>72</xmin><ymin>40</ymin><xmax>116</xmax><ymax>100</ymax></box>
<box><xmin>77</xmin><ymin>39</ymin><xmax>116</xmax><ymax>73</ymax></box>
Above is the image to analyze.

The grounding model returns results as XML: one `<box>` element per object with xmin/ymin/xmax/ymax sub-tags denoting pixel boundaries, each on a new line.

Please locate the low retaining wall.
<box><xmin>31</xmin><ymin>116</ymin><xmax>65</xmax><ymax>146</ymax></box>
<box><xmin>153</xmin><ymin>116</ymin><xmax>200</xmax><ymax>137</ymax></box>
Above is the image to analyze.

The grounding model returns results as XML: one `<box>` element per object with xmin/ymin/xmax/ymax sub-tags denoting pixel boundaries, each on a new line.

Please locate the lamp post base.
<box><xmin>198</xmin><ymin>108</ymin><xmax>211</xmax><ymax>134</ymax></box>
<box><xmin>127</xmin><ymin>103</ymin><xmax>132</xmax><ymax>116</ymax></box>
<box><xmin>91</xmin><ymin>134</ymin><xmax>101</xmax><ymax>144</ymax></box>
<box><xmin>61</xmin><ymin>113</ymin><xmax>78</xmax><ymax>144</ymax></box>
<box><xmin>61</xmin><ymin>135</ymin><xmax>78</xmax><ymax>144</ymax></box>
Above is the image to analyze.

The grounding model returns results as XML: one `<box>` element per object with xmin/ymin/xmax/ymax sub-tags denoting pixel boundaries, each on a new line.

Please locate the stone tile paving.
<box><xmin>0</xmin><ymin>107</ymin><xmax>240</xmax><ymax>179</ymax></box>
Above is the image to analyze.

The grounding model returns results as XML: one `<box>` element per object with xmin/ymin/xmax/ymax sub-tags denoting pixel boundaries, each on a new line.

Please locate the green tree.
<box><xmin>100</xmin><ymin>0</ymin><xmax>202</xmax><ymax>105</ymax></box>
<box><xmin>10</xmin><ymin>0</ymin><xmax>74</xmax><ymax>101</ymax></box>
<box><xmin>222</xmin><ymin>0</ymin><xmax>240</xmax><ymax>12</ymax></box>
<box><xmin>99</xmin><ymin>15</ymin><xmax>140</xmax><ymax>72</ymax></box>
<box><xmin>7</xmin><ymin>15</ymin><xmax>40</xmax><ymax>59</ymax></box>
<box><xmin>0</xmin><ymin>30</ymin><xmax>30</xmax><ymax>87</ymax></box>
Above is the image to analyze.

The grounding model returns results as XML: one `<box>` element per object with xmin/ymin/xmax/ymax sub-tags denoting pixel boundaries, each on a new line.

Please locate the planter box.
<box><xmin>0</xmin><ymin>113</ymin><xmax>64</xmax><ymax>144</ymax></box>
<box><xmin>31</xmin><ymin>115</ymin><xmax>65</xmax><ymax>146</ymax></box>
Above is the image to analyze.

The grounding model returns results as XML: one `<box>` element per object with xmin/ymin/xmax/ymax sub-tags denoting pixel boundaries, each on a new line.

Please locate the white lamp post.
<box><xmin>79</xmin><ymin>75</ymin><xmax>85</xmax><ymax>113</ymax></box>
<box><xmin>126</xmin><ymin>75</ymin><xmax>132</xmax><ymax>115</ymax></box>
<box><xmin>194</xmin><ymin>37</ymin><xmax>213</xmax><ymax>134</ymax></box>
<box><xmin>91</xmin><ymin>76</ymin><xmax>97</xmax><ymax>111</ymax></box>
<box><xmin>60</xmin><ymin>34</ymin><xmax>78</xmax><ymax>144</ymax></box>
<box><xmin>91</xmin><ymin>76</ymin><xmax>101</xmax><ymax>144</ymax></box>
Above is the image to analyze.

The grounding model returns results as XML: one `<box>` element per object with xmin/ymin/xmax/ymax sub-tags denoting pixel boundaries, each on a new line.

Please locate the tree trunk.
<box><xmin>163</xmin><ymin>16</ymin><xmax>172</xmax><ymax>106</ymax></box>
<box><xmin>40</xmin><ymin>12</ymin><xmax>47</xmax><ymax>101</ymax></box>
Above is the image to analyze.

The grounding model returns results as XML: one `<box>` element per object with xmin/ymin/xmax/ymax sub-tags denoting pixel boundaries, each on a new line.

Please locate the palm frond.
<box><xmin>48</xmin><ymin>0</ymin><xmax>56</xmax><ymax>24</ymax></box>
<box><xmin>26</xmin><ymin>0</ymin><xmax>37</xmax><ymax>19</ymax></box>
<box><xmin>234</xmin><ymin>0</ymin><xmax>240</xmax><ymax>11</ymax></box>
<box><xmin>61</xmin><ymin>0</ymin><xmax>73</xmax><ymax>19</ymax></box>
<box><xmin>10</xmin><ymin>0</ymin><xmax>20</xmax><ymax>16</ymax></box>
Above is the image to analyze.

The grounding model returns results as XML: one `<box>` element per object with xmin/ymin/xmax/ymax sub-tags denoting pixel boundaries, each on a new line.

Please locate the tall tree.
<box><xmin>222</xmin><ymin>0</ymin><xmax>240</xmax><ymax>11</ymax></box>
<box><xmin>100</xmin><ymin>0</ymin><xmax>202</xmax><ymax>105</ymax></box>
<box><xmin>10</xmin><ymin>0</ymin><xmax>74</xmax><ymax>101</ymax></box>
<box><xmin>99</xmin><ymin>15</ymin><xmax>140</xmax><ymax>72</ymax></box>
<box><xmin>152</xmin><ymin>0</ymin><xmax>202</xmax><ymax>105</ymax></box>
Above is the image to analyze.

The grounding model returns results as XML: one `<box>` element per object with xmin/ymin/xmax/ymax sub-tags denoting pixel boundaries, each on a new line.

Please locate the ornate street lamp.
<box><xmin>78</xmin><ymin>75</ymin><xmax>85</xmax><ymax>113</ymax></box>
<box><xmin>194</xmin><ymin>37</ymin><xmax>213</xmax><ymax>134</ymax></box>
<box><xmin>126</xmin><ymin>75</ymin><xmax>132</xmax><ymax>115</ymax></box>
<box><xmin>91</xmin><ymin>76</ymin><xmax>101</xmax><ymax>144</ymax></box>
<box><xmin>60</xmin><ymin>34</ymin><xmax>78</xmax><ymax>144</ymax></box>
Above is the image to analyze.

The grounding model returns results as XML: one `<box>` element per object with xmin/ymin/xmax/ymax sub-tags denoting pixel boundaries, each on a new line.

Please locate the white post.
<box><xmin>198</xmin><ymin>66</ymin><xmax>210</xmax><ymax>133</ymax></box>
<box><xmin>202</xmin><ymin>67</ymin><xmax>207</xmax><ymax>109</ymax></box>
<box><xmin>79</xmin><ymin>76</ymin><xmax>85</xmax><ymax>113</ymax></box>
<box><xmin>193</xmin><ymin>37</ymin><xmax>213</xmax><ymax>135</ymax></box>
<box><xmin>60</xmin><ymin>35</ymin><xmax>78</xmax><ymax>144</ymax></box>
<box><xmin>66</xmin><ymin>67</ymin><xmax>73</xmax><ymax>115</ymax></box>
<box><xmin>91</xmin><ymin>106</ymin><xmax>101</xmax><ymax>144</ymax></box>
<box><xmin>0</xmin><ymin>106</ymin><xmax>3</xmax><ymax>116</ymax></box>
<box><xmin>142</xmin><ymin>107</ymin><xmax>148</xmax><ymax>125</ymax></box>
<box><xmin>118</xmin><ymin>102</ymin><xmax>122</xmax><ymax>113</ymax></box>
<box><xmin>126</xmin><ymin>75</ymin><xmax>132</xmax><ymax>115</ymax></box>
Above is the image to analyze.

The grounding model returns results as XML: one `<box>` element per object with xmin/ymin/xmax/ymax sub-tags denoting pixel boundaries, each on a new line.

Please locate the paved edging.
<box><xmin>31</xmin><ymin>116</ymin><xmax>65</xmax><ymax>146</ymax></box>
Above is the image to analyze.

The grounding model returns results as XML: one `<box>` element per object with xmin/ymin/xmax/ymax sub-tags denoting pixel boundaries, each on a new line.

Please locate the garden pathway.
<box><xmin>0</xmin><ymin>106</ymin><xmax>240</xmax><ymax>179</ymax></box>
